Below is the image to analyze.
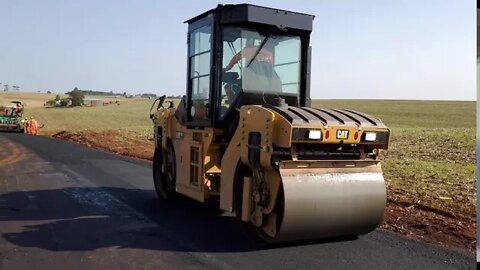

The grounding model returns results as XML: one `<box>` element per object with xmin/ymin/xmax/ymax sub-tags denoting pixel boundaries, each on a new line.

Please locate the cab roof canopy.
<box><xmin>0</xmin><ymin>101</ymin><xmax>23</xmax><ymax>108</ymax></box>
<box><xmin>185</xmin><ymin>4</ymin><xmax>315</xmax><ymax>33</ymax></box>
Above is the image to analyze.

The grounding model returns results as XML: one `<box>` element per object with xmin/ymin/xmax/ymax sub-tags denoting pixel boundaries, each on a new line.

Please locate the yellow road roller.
<box><xmin>150</xmin><ymin>4</ymin><xmax>390</xmax><ymax>242</ymax></box>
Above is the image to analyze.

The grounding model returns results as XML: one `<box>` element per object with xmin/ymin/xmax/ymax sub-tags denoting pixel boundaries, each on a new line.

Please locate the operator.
<box><xmin>224</xmin><ymin>39</ymin><xmax>273</xmax><ymax>74</ymax></box>
<box><xmin>223</xmin><ymin>39</ymin><xmax>275</xmax><ymax>102</ymax></box>
<box><xmin>13</xmin><ymin>103</ymin><xmax>22</xmax><ymax>116</ymax></box>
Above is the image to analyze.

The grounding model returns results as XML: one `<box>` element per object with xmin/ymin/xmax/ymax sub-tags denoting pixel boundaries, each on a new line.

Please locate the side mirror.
<box><xmin>149</xmin><ymin>95</ymin><xmax>166</xmax><ymax>119</ymax></box>
<box><xmin>157</xmin><ymin>95</ymin><xmax>166</xmax><ymax>109</ymax></box>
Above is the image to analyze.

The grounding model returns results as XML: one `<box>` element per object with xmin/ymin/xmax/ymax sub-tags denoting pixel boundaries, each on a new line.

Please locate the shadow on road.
<box><xmin>0</xmin><ymin>186</ymin><xmax>357</xmax><ymax>253</ymax></box>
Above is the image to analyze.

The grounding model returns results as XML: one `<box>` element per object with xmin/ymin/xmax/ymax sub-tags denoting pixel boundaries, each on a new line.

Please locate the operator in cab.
<box><xmin>224</xmin><ymin>38</ymin><xmax>274</xmax><ymax>77</ymax></box>
<box><xmin>222</xmin><ymin>36</ymin><xmax>281</xmax><ymax>106</ymax></box>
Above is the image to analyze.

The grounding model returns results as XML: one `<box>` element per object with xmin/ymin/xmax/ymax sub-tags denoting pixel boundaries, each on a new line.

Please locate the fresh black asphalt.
<box><xmin>0</xmin><ymin>133</ymin><xmax>475</xmax><ymax>269</ymax></box>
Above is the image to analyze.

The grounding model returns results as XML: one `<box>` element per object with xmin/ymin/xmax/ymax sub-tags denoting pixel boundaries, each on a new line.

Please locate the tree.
<box><xmin>67</xmin><ymin>87</ymin><xmax>84</xmax><ymax>106</ymax></box>
<box><xmin>47</xmin><ymin>90</ymin><xmax>52</xmax><ymax>94</ymax></box>
<box><xmin>4</xmin><ymin>84</ymin><xmax>9</xmax><ymax>92</ymax></box>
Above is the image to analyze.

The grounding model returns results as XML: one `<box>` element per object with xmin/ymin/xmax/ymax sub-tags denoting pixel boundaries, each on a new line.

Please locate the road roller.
<box><xmin>150</xmin><ymin>4</ymin><xmax>390</xmax><ymax>242</ymax></box>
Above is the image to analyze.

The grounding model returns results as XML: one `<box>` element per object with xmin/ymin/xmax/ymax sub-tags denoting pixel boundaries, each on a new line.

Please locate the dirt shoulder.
<box><xmin>46</xmin><ymin>129</ymin><xmax>476</xmax><ymax>255</ymax></box>
<box><xmin>47</xmin><ymin>129</ymin><xmax>154</xmax><ymax>160</ymax></box>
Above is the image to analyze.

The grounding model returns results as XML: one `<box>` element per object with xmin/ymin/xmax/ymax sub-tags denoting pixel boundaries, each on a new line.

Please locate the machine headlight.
<box><xmin>308</xmin><ymin>130</ymin><xmax>322</xmax><ymax>140</ymax></box>
<box><xmin>365</xmin><ymin>132</ymin><xmax>377</xmax><ymax>142</ymax></box>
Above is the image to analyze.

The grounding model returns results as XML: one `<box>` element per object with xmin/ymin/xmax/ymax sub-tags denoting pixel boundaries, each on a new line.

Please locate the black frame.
<box><xmin>186</xmin><ymin>15</ymin><xmax>215</xmax><ymax>127</ymax></box>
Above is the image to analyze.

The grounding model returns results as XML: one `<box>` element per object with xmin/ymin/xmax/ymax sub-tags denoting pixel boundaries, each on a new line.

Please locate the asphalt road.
<box><xmin>0</xmin><ymin>133</ymin><xmax>475</xmax><ymax>270</ymax></box>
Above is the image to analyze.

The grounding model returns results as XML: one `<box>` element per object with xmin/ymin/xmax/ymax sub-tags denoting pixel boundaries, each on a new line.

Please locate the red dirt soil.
<box><xmin>48</xmin><ymin>130</ymin><xmax>476</xmax><ymax>255</ymax></box>
<box><xmin>49</xmin><ymin>129</ymin><xmax>154</xmax><ymax>160</ymax></box>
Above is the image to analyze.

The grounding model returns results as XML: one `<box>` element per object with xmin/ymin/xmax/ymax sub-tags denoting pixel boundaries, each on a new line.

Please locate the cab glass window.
<box><xmin>189</xmin><ymin>25</ymin><xmax>212</xmax><ymax>121</ymax></box>
<box><xmin>220</xmin><ymin>27</ymin><xmax>301</xmax><ymax>119</ymax></box>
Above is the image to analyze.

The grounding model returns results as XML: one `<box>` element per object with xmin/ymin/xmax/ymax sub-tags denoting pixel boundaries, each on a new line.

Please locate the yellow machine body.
<box><xmin>150</xmin><ymin>4</ymin><xmax>390</xmax><ymax>242</ymax></box>
<box><xmin>152</xmin><ymin>103</ymin><xmax>389</xmax><ymax>241</ymax></box>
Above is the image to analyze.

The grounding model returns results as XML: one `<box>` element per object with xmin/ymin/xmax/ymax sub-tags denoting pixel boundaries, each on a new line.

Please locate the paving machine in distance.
<box><xmin>0</xmin><ymin>101</ymin><xmax>25</xmax><ymax>132</ymax></box>
<box><xmin>150</xmin><ymin>4</ymin><xmax>390</xmax><ymax>242</ymax></box>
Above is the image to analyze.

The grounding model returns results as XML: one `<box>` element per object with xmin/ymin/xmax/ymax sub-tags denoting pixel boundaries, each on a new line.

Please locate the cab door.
<box><xmin>186</xmin><ymin>18</ymin><xmax>213</xmax><ymax>126</ymax></box>
<box><xmin>175</xmin><ymin>18</ymin><xmax>213</xmax><ymax>202</ymax></box>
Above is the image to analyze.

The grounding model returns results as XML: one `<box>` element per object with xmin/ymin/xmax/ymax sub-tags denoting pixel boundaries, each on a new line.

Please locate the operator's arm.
<box><xmin>225</xmin><ymin>51</ymin><xmax>242</xmax><ymax>71</ymax></box>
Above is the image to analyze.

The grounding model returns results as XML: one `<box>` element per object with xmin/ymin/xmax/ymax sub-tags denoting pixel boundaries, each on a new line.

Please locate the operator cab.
<box><xmin>183</xmin><ymin>4</ymin><xmax>314</xmax><ymax>127</ymax></box>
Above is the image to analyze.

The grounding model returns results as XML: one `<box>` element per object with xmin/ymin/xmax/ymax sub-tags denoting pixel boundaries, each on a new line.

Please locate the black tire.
<box><xmin>153</xmin><ymin>143</ymin><xmax>176</xmax><ymax>200</ymax></box>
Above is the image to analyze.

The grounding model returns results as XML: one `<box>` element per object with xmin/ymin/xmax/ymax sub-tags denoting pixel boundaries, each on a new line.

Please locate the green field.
<box><xmin>312</xmin><ymin>99</ymin><xmax>474</xmax><ymax>128</ymax></box>
<box><xmin>0</xmin><ymin>92</ymin><xmax>58</xmax><ymax>108</ymax></box>
<box><xmin>25</xmin><ymin>99</ymin><xmax>154</xmax><ymax>132</ymax></box>
<box><xmin>4</xmin><ymin>92</ymin><xmax>476</xmax><ymax>219</ymax></box>
<box><xmin>27</xmin><ymin>98</ymin><xmax>474</xmax><ymax>130</ymax></box>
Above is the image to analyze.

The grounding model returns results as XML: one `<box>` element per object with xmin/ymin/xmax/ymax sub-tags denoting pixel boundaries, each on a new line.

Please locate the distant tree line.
<box><xmin>77</xmin><ymin>90</ymin><xmax>162</xmax><ymax>99</ymax></box>
<box><xmin>166</xmin><ymin>95</ymin><xmax>182</xmax><ymax>99</ymax></box>
<box><xmin>0</xmin><ymin>83</ymin><xmax>175</xmax><ymax>99</ymax></box>
<box><xmin>0</xmin><ymin>83</ymin><xmax>20</xmax><ymax>92</ymax></box>
<box><xmin>141</xmin><ymin>93</ymin><xmax>158</xmax><ymax>99</ymax></box>
<box><xmin>78</xmin><ymin>90</ymin><xmax>122</xmax><ymax>96</ymax></box>
<box><xmin>44</xmin><ymin>87</ymin><xmax>173</xmax><ymax>108</ymax></box>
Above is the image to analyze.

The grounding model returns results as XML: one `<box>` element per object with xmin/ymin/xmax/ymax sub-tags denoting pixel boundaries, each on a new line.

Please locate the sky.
<box><xmin>0</xmin><ymin>0</ymin><xmax>476</xmax><ymax>100</ymax></box>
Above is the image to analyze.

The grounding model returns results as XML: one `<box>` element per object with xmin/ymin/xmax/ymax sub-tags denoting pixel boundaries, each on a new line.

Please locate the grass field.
<box><xmin>2</xmin><ymin>92</ymin><xmax>476</xmax><ymax>221</ymax></box>
<box><xmin>0</xmin><ymin>92</ymin><xmax>58</xmax><ymax>108</ymax></box>
<box><xmin>25</xmin><ymin>99</ymin><xmax>153</xmax><ymax>132</ymax></box>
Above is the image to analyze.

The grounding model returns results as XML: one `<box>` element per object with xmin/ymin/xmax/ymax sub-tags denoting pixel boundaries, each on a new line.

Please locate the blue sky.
<box><xmin>0</xmin><ymin>0</ymin><xmax>475</xmax><ymax>100</ymax></box>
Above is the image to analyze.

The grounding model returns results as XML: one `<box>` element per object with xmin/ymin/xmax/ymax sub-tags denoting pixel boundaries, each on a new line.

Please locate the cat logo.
<box><xmin>336</xmin><ymin>129</ymin><xmax>349</xmax><ymax>139</ymax></box>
